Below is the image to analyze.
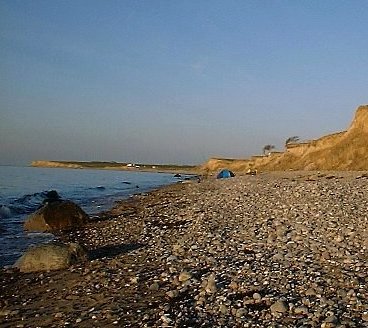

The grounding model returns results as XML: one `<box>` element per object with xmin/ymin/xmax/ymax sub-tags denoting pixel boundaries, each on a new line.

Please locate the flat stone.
<box><xmin>166</xmin><ymin>290</ymin><xmax>179</xmax><ymax>298</ymax></box>
<box><xmin>270</xmin><ymin>300</ymin><xmax>288</xmax><ymax>314</ymax></box>
<box><xmin>178</xmin><ymin>271</ymin><xmax>192</xmax><ymax>282</ymax></box>
<box><xmin>294</xmin><ymin>306</ymin><xmax>309</xmax><ymax>315</ymax></box>
<box><xmin>305</xmin><ymin>288</ymin><xmax>317</xmax><ymax>296</ymax></box>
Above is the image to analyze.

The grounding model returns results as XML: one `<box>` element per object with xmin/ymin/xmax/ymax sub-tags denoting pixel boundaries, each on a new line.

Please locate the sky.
<box><xmin>1</xmin><ymin>1</ymin><xmax>367</xmax><ymax>165</ymax></box>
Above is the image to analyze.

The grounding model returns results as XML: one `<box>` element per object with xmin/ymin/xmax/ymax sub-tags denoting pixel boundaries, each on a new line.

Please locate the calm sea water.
<box><xmin>0</xmin><ymin>166</ymin><xmax>184</xmax><ymax>267</ymax></box>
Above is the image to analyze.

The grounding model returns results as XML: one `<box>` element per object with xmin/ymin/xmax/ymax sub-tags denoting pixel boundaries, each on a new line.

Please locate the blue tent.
<box><xmin>217</xmin><ymin>169</ymin><xmax>235</xmax><ymax>179</ymax></box>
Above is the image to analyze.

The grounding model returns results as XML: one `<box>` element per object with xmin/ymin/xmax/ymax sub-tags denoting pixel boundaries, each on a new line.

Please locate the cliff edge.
<box><xmin>203</xmin><ymin>105</ymin><xmax>368</xmax><ymax>172</ymax></box>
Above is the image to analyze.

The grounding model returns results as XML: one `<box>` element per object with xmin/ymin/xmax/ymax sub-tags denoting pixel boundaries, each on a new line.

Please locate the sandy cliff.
<box><xmin>203</xmin><ymin>105</ymin><xmax>368</xmax><ymax>172</ymax></box>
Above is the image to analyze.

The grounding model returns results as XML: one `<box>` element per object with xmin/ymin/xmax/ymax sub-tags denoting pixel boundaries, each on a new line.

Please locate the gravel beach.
<box><xmin>1</xmin><ymin>172</ymin><xmax>367</xmax><ymax>327</ymax></box>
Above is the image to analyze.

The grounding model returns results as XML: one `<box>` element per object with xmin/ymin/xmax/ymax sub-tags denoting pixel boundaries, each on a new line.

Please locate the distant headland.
<box><xmin>31</xmin><ymin>160</ymin><xmax>198</xmax><ymax>174</ymax></box>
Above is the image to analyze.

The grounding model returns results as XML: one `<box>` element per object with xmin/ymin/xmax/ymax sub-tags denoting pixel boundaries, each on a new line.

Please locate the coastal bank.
<box><xmin>31</xmin><ymin>105</ymin><xmax>368</xmax><ymax>176</ymax></box>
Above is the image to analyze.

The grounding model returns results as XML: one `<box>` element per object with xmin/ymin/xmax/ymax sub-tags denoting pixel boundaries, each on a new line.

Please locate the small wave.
<box><xmin>122</xmin><ymin>181</ymin><xmax>132</xmax><ymax>185</ymax></box>
<box><xmin>14</xmin><ymin>191</ymin><xmax>47</xmax><ymax>204</ymax></box>
<box><xmin>7</xmin><ymin>190</ymin><xmax>61</xmax><ymax>216</ymax></box>
<box><xmin>0</xmin><ymin>205</ymin><xmax>12</xmax><ymax>219</ymax></box>
<box><xmin>12</xmin><ymin>191</ymin><xmax>48</xmax><ymax>213</ymax></box>
<box><xmin>88</xmin><ymin>186</ymin><xmax>106</xmax><ymax>191</ymax></box>
<box><xmin>26</xmin><ymin>232</ymin><xmax>54</xmax><ymax>238</ymax></box>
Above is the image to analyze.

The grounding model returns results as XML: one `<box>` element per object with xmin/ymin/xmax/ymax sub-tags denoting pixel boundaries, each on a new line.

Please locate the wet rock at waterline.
<box><xmin>24</xmin><ymin>200</ymin><xmax>88</xmax><ymax>232</ymax></box>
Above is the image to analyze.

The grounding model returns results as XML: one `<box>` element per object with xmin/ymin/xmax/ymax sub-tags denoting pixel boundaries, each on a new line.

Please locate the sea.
<box><xmin>0</xmin><ymin>166</ymin><xmax>187</xmax><ymax>268</ymax></box>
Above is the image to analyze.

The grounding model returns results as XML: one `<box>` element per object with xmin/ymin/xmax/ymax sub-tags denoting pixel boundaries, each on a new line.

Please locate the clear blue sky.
<box><xmin>1</xmin><ymin>1</ymin><xmax>367</xmax><ymax>165</ymax></box>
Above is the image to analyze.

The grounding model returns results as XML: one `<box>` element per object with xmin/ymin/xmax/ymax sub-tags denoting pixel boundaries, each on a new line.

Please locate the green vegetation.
<box><xmin>262</xmin><ymin>144</ymin><xmax>275</xmax><ymax>155</ymax></box>
<box><xmin>285</xmin><ymin>136</ymin><xmax>300</xmax><ymax>147</ymax></box>
<box><xmin>60</xmin><ymin>161</ymin><xmax>126</xmax><ymax>168</ymax></box>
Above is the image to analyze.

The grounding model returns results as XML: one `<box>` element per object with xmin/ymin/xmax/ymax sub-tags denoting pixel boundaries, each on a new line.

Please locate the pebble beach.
<box><xmin>1</xmin><ymin>171</ymin><xmax>367</xmax><ymax>327</ymax></box>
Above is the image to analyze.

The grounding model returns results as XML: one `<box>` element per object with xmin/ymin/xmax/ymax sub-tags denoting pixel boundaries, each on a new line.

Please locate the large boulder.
<box><xmin>24</xmin><ymin>200</ymin><xmax>88</xmax><ymax>232</ymax></box>
<box><xmin>14</xmin><ymin>242</ymin><xmax>87</xmax><ymax>273</ymax></box>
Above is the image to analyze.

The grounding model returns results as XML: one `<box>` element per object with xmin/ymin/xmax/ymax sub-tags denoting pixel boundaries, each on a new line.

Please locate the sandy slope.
<box><xmin>203</xmin><ymin>105</ymin><xmax>368</xmax><ymax>172</ymax></box>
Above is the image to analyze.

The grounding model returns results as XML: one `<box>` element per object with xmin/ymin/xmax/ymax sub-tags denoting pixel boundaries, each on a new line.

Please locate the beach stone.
<box><xmin>219</xmin><ymin>304</ymin><xmax>228</xmax><ymax>314</ymax></box>
<box><xmin>305</xmin><ymin>288</ymin><xmax>317</xmax><ymax>296</ymax></box>
<box><xmin>321</xmin><ymin>323</ymin><xmax>336</xmax><ymax>328</ymax></box>
<box><xmin>294</xmin><ymin>306</ymin><xmax>309</xmax><ymax>315</ymax></box>
<box><xmin>0</xmin><ymin>309</ymin><xmax>19</xmax><ymax>317</ymax></box>
<box><xmin>270</xmin><ymin>300</ymin><xmax>288</xmax><ymax>314</ymax></box>
<box><xmin>204</xmin><ymin>274</ymin><xmax>217</xmax><ymax>294</ymax></box>
<box><xmin>24</xmin><ymin>200</ymin><xmax>88</xmax><ymax>232</ymax></box>
<box><xmin>166</xmin><ymin>255</ymin><xmax>177</xmax><ymax>262</ymax></box>
<box><xmin>236</xmin><ymin>308</ymin><xmax>247</xmax><ymax>318</ymax></box>
<box><xmin>14</xmin><ymin>242</ymin><xmax>87</xmax><ymax>272</ymax></box>
<box><xmin>324</xmin><ymin>314</ymin><xmax>337</xmax><ymax>323</ymax></box>
<box><xmin>42</xmin><ymin>190</ymin><xmax>61</xmax><ymax>204</ymax></box>
<box><xmin>253</xmin><ymin>292</ymin><xmax>262</xmax><ymax>300</ymax></box>
<box><xmin>229</xmin><ymin>280</ymin><xmax>238</xmax><ymax>290</ymax></box>
<box><xmin>149</xmin><ymin>282</ymin><xmax>160</xmax><ymax>291</ymax></box>
<box><xmin>178</xmin><ymin>271</ymin><xmax>192</xmax><ymax>282</ymax></box>
<box><xmin>166</xmin><ymin>290</ymin><xmax>179</xmax><ymax>298</ymax></box>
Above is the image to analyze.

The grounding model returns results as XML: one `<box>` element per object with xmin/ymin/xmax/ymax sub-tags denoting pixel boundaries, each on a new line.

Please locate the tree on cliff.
<box><xmin>263</xmin><ymin>144</ymin><xmax>275</xmax><ymax>155</ymax></box>
<box><xmin>285</xmin><ymin>136</ymin><xmax>300</xmax><ymax>147</ymax></box>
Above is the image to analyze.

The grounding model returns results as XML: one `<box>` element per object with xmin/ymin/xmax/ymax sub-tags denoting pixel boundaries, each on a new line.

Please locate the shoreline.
<box><xmin>1</xmin><ymin>172</ymin><xmax>367</xmax><ymax>327</ymax></box>
<box><xmin>0</xmin><ymin>167</ymin><xmax>198</xmax><ymax>268</ymax></box>
<box><xmin>30</xmin><ymin>160</ymin><xmax>199</xmax><ymax>175</ymax></box>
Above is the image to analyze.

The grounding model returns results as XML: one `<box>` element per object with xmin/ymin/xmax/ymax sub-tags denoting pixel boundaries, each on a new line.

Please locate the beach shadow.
<box><xmin>88</xmin><ymin>243</ymin><xmax>144</xmax><ymax>260</ymax></box>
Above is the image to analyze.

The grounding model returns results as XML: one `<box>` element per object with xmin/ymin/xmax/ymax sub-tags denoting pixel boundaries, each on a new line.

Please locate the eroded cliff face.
<box><xmin>348</xmin><ymin>105</ymin><xmax>368</xmax><ymax>134</ymax></box>
<box><xmin>202</xmin><ymin>105</ymin><xmax>368</xmax><ymax>172</ymax></box>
